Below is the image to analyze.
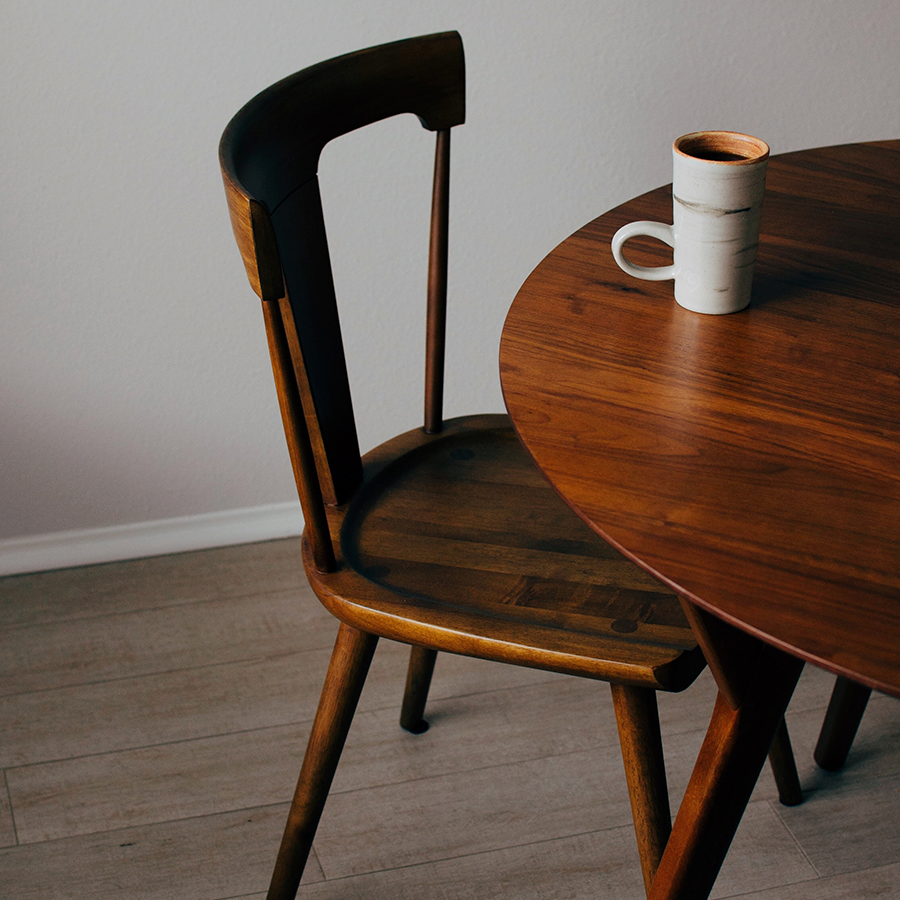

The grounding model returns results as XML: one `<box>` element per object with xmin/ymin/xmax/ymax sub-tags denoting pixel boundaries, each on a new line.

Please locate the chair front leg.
<box><xmin>611</xmin><ymin>683</ymin><xmax>672</xmax><ymax>896</ymax></box>
<box><xmin>267</xmin><ymin>623</ymin><xmax>378</xmax><ymax>900</ymax></box>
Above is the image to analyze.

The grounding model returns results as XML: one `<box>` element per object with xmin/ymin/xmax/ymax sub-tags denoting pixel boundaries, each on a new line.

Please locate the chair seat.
<box><xmin>304</xmin><ymin>414</ymin><xmax>705</xmax><ymax>691</ymax></box>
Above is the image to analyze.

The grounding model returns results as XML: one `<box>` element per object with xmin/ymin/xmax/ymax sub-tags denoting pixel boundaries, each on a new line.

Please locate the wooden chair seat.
<box><xmin>315</xmin><ymin>413</ymin><xmax>705</xmax><ymax>690</ymax></box>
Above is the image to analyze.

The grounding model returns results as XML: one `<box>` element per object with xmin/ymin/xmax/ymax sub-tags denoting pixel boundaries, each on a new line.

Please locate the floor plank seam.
<box><xmin>783</xmin><ymin>703</ymin><xmax>831</xmax><ymax>719</ymax></box>
<box><xmin>355</xmin><ymin>680</ymin><xmax>583</xmax><ymax>722</ymax></box>
<box><xmin>0</xmin><ymin>646</ymin><xmax>335</xmax><ymax>703</ymax></box>
<box><xmin>212</xmin><ymin>893</ymin><xmax>267</xmax><ymax>900</ymax></box>
<box><xmin>2</xmin><ymin>741</ymin><xmax>644</xmax><ymax>847</ymax></box>
<box><xmin>763</xmin><ymin>797</ymin><xmax>822</xmax><ymax>879</ymax></box>
<box><xmin>4</xmin><ymin>718</ymin><xmax>316</xmax><ymax>772</ymax></box>
<box><xmin>2</xmin><ymin>769</ymin><xmax>19</xmax><ymax>847</ymax></box>
<box><xmin>0</xmin><ymin>801</ymin><xmax>293</xmax><ymax>850</ymax></box>
<box><xmin>713</xmin><ymin>872</ymin><xmax>823</xmax><ymax>900</ymax></box>
<box><xmin>2</xmin><ymin>681</ymin><xmax>608</xmax><ymax>772</ymax></box>
<box><xmin>800</xmin><ymin>766</ymin><xmax>900</xmax><ymax>793</ymax></box>
<box><xmin>358</xmin><ymin>675</ymin><xmax>570</xmax><ymax>715</ymax></box>
<box><xmin>405</xmin><ymin>671</ymin><xmax>566</xmax><ymax>705</ymax></box>
<box><xmin>324</xmin><ymin>742</ymin><xmax>623</xmax><ymax>798</ymax></box>
<box><xmin>0</xmin><ymin>585</ymin><xmax>311</xmax><ymax>633</ymax></box>
<box><xmin>313</xmin><ymin>823</ymin><xmax>638</xmax><ymax>883</ymax></box>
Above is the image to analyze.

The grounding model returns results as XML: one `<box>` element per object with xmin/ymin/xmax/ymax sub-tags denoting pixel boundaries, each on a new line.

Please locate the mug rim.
<box><xmin>674</xmin><ymin>131</ymin><xmax>770</xmax><ymax>165</ymax></box>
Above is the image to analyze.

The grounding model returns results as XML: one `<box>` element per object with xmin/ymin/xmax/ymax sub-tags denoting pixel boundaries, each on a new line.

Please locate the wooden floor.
<box><xmin>0</xmin><ymin>538</ymin><xmax>898</xmax><ymax>899</ymax></box>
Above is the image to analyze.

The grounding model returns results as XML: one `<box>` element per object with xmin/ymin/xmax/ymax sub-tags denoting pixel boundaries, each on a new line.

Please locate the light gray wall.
<box><xmin>2</xmin><ymin>1</ymin><xmax>898</xmax><ymax>560</ymax></box>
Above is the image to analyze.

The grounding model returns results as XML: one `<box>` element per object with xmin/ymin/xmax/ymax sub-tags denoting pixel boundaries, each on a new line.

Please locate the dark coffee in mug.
<box><xmin>674</xmin><ymin>132</ymin><xmax>769</xmax><ymax>165</ymax></box>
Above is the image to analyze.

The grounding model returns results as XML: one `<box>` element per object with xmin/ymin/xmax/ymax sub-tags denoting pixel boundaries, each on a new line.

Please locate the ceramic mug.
<box><xmin>611</xmin><ymin>131</ymin><xmax>770</xmax><ymax>315</ymax></box>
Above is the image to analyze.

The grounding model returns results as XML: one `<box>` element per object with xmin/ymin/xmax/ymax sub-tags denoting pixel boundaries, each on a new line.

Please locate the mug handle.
<box><xmin>611</xmin><ymin>221</ymin><xmax>676</xmax><ymax>280</ymax></box>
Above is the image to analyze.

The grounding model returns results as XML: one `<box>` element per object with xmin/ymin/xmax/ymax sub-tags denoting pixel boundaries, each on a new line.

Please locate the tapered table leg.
<box><xmin>647</xmin><ymin>643</ymin><xmax>804</xmax><ymax>900</ymax></box>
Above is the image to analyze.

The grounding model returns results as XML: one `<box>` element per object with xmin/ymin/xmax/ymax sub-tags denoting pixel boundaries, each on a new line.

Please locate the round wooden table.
<box><xmin>501</xmin><ymin>140</ymin><xmax>900</xmax><ymax>698</ymax></box>
<box><xmin>500</xmin><ymin>140</ymin><xmax>900</xmax><ymax>899</ymax></box>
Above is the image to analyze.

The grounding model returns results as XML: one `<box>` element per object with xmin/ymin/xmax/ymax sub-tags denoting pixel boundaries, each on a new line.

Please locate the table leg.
<box><xmin>647</xmin><ymin>641</ymin><xmax>804</xmax><ymax>900</ymax></box>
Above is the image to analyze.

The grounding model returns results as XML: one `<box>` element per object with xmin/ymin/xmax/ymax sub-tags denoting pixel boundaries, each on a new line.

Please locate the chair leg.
<box><xmin>814</xmin><ymin>676</ymin><xmax>872</xmax><ymax>771</ymax></box>
<box><xmin>400</xmin><ymin>645</ymin><xmax>438</xmax><ymax>734</ymax></box>
<box><xmin>767</xmin><ymin>718</ymin><xmax>803</xmax><ymax>806</ymax></box>
<box><xmin>266</xmin><ymin>623</ymin><xmax>378</xmax><ymax>900</ymax></box>
<box><xmin>611</xmin><ymin>683</ymin><xmax>672</xmax><ymax>896</ymax></box>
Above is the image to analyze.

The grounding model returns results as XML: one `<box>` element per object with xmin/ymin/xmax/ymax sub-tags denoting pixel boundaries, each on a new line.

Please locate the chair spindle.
<box><xmin>424</xmin><ymin>129</ymin><xmax>450</xmax><ymax>433</ymax></box>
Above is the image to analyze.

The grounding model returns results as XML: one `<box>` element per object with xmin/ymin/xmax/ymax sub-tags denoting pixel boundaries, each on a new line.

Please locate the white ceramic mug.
<box><xmin>611</xmin><ymin>131</ymin><xmax>770</xmax><ymax>315</ymax></box>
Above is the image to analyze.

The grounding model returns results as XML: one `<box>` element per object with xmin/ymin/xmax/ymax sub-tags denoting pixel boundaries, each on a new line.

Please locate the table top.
<box><xmin>500</xmin><ymin>140</ymin><xmax>900</xmax><ymax>698</ymax></box>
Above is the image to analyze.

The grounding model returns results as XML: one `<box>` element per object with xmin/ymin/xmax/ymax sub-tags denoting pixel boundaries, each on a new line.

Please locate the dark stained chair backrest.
<box><xmin>219</xmin><ymin>33</ymin><xmax>465</xmax><ymax>552</ymax></box>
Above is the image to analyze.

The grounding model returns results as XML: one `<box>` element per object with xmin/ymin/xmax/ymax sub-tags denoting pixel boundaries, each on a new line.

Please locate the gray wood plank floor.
<box><xmin>0</xmin><ymin>538</ymin><xmax>897</xmax><ymax>899</ymax></box>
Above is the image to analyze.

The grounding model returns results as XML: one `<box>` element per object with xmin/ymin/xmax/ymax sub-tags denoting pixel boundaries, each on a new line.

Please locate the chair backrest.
<box><xmin>219</xmin><ymin>33</ymin><xmax>466</xmax><ymax>571</ymax></box>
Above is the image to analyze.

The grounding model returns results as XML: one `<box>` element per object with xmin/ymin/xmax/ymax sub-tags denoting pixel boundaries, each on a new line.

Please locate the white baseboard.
<box><xmin>0</xmin><ymin>503</ymin><xmax>304</xmax><ymax>577</ymax></box>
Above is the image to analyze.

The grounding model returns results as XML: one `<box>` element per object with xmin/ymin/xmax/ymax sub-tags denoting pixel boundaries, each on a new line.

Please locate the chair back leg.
<box><xmin>400</xmin><ymin>646</ymin><xmax>439</xmax><ymax>733</ymax></box>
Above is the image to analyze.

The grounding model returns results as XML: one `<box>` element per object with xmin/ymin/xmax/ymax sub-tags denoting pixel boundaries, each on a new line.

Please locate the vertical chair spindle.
<box><xmin>425</xmin><ymin>129</ymin><xmax>450</xmax><ymax>434</ymax></box>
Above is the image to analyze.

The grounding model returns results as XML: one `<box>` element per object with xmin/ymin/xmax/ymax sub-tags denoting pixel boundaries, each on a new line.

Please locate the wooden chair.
<box><xmin>219</xmin><ymin>32</ymin><xmax>799</xmax><ymax>900</ymax></box>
